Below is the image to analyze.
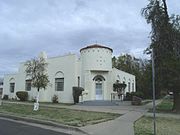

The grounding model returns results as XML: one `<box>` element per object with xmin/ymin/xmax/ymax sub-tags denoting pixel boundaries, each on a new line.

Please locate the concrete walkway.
<box><xmin>80</xmin><ymin>111</ymin><xmax>145</xmax><ymax>135</ymax></box>
<box><xmin>79</xmin><ymin>100</ymin><xmax>162</xmax><ymax>135</ymax></box>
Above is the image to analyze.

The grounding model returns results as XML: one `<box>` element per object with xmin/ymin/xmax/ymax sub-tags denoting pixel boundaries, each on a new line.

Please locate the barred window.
<box><xmin>10</xmin><ymin>83</ymin><xmax>15</xmax><ymax>93</ymax></box>
<box><xmin>128</xmin><ymin>82</ymin><xmax>130</xmax><ymax>92</ymax></box>
<box><xmin>55</xmin><ymin>78</ymin><xmax>64</xmax><ymax>91</ymax></box>
<box><xmin>132</xmin><ymin>83</ymin><xmax>134</xmax><ymax>91</ymax></box>
<box><xmin>26</xmin><ymin>80</ymin><xmax>31</xmax><ymax>91</ymax></box>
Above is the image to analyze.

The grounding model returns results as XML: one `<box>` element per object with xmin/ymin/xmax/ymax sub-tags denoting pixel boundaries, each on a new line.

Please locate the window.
<box><xmin>26</xmin><ymin>80</ymin><xmax>31</xmax><ymax>91</ymax></box>
<box><xmin>128</xmin><ymin>82</ymin><xmax>130</xmax><ymax>92</ymax></box>
<box><xmin>132</xmin><ymin>83</ymin><xmax>134</xmax><ymax>92</ymax></box>
<box><xmin>55</xmin><ymin>78</ymin><xmax>64</xmax><ymax>91</ymax></box>
<box><xmin>10</xmin><ymin>83</ymin><xmax>15</xmax><ymax>93</ymax></box>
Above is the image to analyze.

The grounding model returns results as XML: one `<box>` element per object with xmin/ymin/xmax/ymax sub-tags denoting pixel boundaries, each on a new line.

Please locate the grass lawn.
<box><xmin>142</xmin><ymin>100</ymin><xmax>152</xmax><ymax>105</ymax></box>
<box><xmin>0</xmin><ymin>103</ymin><xmax>120</xmax><ymax>127</ymax></box>
<box><xmin>149</xmin><ymin>98</ymin><xmax>174</xmax><ymax>113</ymax></box>
<box><xmin>156</xmin><ymin>98</ymin><xmax>173</xmax><ymax>113</ymax></box>
<box><xmin>134</xmin><ymin>116</ymin><xmax>180</xmax><ymax>135</ymax></box>
<box><xmin>5</xmin><ymin>100</ymin><xmax>73</xmax><ymax>106</ymax></box>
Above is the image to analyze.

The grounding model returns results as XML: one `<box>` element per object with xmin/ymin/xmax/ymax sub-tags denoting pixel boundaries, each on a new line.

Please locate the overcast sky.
<box><xmin>0</xmin><ymin>0</ymin><xmax>179</xmax><ymax>77</ymax></box>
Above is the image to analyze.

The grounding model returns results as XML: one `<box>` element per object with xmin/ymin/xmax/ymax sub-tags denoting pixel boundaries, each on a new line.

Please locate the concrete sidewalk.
<box><xmin>80</xmin><ymin>111</ymin><xmax>145</xmax><ymax>135</ymax></box>
<box><xmin>80</xmin><ymin>100</ymin><xmax>162</xmax><ymax>135</ymax></box>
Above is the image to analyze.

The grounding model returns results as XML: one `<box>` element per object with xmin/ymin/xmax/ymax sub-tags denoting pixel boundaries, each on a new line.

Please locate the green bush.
<box><xmin>132</xmin><ymin>96</ymin><xmax>142</xmax><ymax>105</ymax></box>
<box><xmin>52</xmin><ymin>95</ymin><xmax>58</xmax><ymax>103</ymax></box>
<box><xmin>131</xmin><ymin>91</ymin><xmax>144</xmax><ymax>99</ymax></box>
<box><xmin>124</xmin><ymin>92</ymin><xmax>132</xmax><ymax>101</ymax></box>
<box><xmin>72</xmin><ymin>87</ymin><xmax>84</xmax><ymax>104</ymax></box>
<box><xmin>16</xmin><ymin>91</ymin><xmax>28</xmax><ymax>101</ymax></box>
<box><xmin>2</xmin><ymin>95</ymin><xmax>9</xmax><ymax>100</ymax></box>
<box><xmin>124</xmin><ymin>91</ymin><xmax>144</xmax><ymax>101</ymax></box>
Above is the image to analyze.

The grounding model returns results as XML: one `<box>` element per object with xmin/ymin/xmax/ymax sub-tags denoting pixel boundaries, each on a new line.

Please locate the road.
<box><xmin>0</xmin><ymin>118</ymin><xmax>70</xmax><ymax>135</ymax></box>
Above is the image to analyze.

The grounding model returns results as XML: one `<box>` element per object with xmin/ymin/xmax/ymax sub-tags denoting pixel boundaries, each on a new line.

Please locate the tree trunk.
<box><xmin>173</xmin><ymin>91</ymin><xmax>180</xmax><ymax>112</ymax></box>
<box><xmin>162</xmin><ymin>0</ymin><xmax>169</xmax><ymax>21</ymax></box>
<box><xmin>36</xmin><ymin>88</ymin><xmax>40</xmax><ymax>103</ymax></box>
<box><xmin>33</xmin><ymin>88</ymin><xmax>40</xmax><ymax>111</ymax></box>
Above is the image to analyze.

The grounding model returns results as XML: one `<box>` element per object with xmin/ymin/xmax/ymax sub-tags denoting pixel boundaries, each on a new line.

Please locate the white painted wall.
<box><xmin>3</xmin><ymin>45</ymin><xmax>136</xmax><ymax>103</ymax></box>
<box><xmin>80</xmin><ymin>48</ymin><xmax>112</xmax><ymax>71</ymax></box>
<box><xmin>112</xmin><ymin>68</ymin><xmax>136</xmax><ymax>93</ymax></box>
<box><xmin>3</xmin><ymin>54</ymin><xmax>80</xmax><ymax>103</ymax></box>
<box><xmin>3</xmin><ymin>74</ymin><xmax>17</xmax><ymax>99</ymax></box>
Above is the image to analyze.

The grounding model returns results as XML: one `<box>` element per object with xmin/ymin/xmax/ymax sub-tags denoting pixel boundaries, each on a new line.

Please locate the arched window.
<box><xmin>117</xmin><ymin>75</ymin><xmax>120</xmax><ymax>81</ymax></box>
<box><xmin>93</xmin><ymin>75</ymin><xmax>105</xmax><ymax>100</ymax></box>
<box><xmin>128</xmin><ymin>79</ymin><xmax>131</xmax><ymax>92</ymax></box>
<box><xmin>55</xmin><ymin>71</ymin><xmax>64</xmax><ymax>78</ymax></box>
<box><xmin>95</xmin><ymin>77</ymin><xmax>102</xmax><ymax>82</ymax></box>
<box><xmin>25</xmin><ymin>80</ymin><xmax>32</xmax><ymax>91</ymax></box>
<box><xmin>9</xmin><ymin>78</ymin><xmax>15</xmax><ymax>93</ymax></box>
<box><xmin>93</xmin><ymin>75</ymin><xmax>105</xmax><ymax>81</ymax></box>
<box><xmin>132</xmin><ymin>80</ymin><xmax>134</xmax><ymax>92</ymax></box>
<box><xmin>123</xmin><ymin>77</ymin><xmax>126</xmax><ymax>84</ymax></box>
<box><xmin>55</xmin><ymin>71</ymin><xmax>64</xmax><ymax>91</ymax></box>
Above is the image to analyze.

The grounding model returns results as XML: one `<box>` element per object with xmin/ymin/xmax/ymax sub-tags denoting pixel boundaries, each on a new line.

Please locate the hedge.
<box><xmin>16</xmin><ymin>91</ymin><xmax>28</xmax><ymax>101</ymax></box>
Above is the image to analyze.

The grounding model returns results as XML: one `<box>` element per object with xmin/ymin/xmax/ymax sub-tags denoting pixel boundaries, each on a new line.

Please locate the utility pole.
<box><xmin>151</xmin><ymin>1</ymin><xmax>158</xmax><ymax>134</ymax></box>
<box><xmin>152</xmin><ymin>48</ymin><xmax>156</xmax><ymax>135</ymax></box>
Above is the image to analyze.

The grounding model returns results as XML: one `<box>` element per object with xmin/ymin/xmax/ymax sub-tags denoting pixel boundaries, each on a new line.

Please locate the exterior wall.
<box><xmin>2</xmin><ymin>45</ymin><xmax>136</xmax><ymax>103</ymax></box>
<box><xmin>80</xmin><ymin>47</ymin><xmax>112</xmax><ymax>71</ymax></box>
<box><xmin>81</xmin><ymin>71</ymin><xmax>112</xmax><ymax>101</ymax></box>
<box><xmin>80</xmin><ymin>47</ymin><xmax>113</xmax><ymax>101</ymax></box>
<box><xmin>45</xmin><ymin>54</ymin><xmax>79</xmax><ymax>103</ymax></box>
<box><xmin>3</xmin><ymin>74</ymin><xmax>17</xmax><ymax>99</ymax></box>
<box><xmin>3</xmin><ymin>54</ymin><xmax>80</xmax><ymax>103</ymax></box>
<box><xmin>0</xmin><ymin>80</ymin><xmax>3</xmax><ymax>96</ymax></box>
<box><xmin>112</xmin><ymin>68</ymin><xmax>136</xmax><ymax>93</ymax></box>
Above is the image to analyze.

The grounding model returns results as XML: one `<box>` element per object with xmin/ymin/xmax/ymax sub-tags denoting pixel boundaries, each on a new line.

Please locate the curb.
<box><xmin>0</xmin><ymin>113</ymin><xmax>88</xmax><ymax>135</ymax></box>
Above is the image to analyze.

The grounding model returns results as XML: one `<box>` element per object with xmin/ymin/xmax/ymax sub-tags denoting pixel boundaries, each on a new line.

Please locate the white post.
<box><xmin>33</xmin><ymin>91</ymin><xmax>39</xmax><ymax>111</ymax></box>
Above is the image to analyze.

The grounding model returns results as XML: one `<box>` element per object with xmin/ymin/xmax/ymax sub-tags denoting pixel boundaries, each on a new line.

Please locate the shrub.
<box><xmin>132</xmin><ymin>96</ymin><xmax>142</xmax><ymax>105</ymax></box>
<box><xmin>52</xmin><ymin>95</ymin><xmax>58</xmax><ymax>103</ymax></box>
<box><xmin>2</xmin><ymin>95</ymin><xmax>9</xmax><ymax>100</ymax></box>
<box><xmin>124</xmin><ymin>91</ymin><xmax>144</xmax><ymax>101</ymax></box>
<box><xmin>131</xmin><ymin>91</ymin><xmax>144</xmax><ymax>99</ymax></box>
<box><xmin>124</xmin><ymin>92</ymin><xmax>132</xmax><ymax>101</ymax></box>
<box><xmin>16</xmin><ymin>91</ymin><xmax>28</xmax><ymax>101</ymax></box>
<box><xmin>72</xmin><ymin>86</ymin><xmax>84</xmax><ymax>104</ymax></box>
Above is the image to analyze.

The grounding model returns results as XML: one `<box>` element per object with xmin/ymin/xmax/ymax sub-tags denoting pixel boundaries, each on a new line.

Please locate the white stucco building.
<box><xmin>0</xmin><ymin>78</ymin><xmax>3</xmax><ymax>96</ymax></box>
<box><xmin>3</xmin><ymin>44</ymin><xmax>136</xmax><ymax>103</ymax></box>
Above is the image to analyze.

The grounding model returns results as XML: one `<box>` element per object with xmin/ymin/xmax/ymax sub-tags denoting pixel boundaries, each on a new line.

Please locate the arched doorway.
<box><xmin>93</xmin><ymin>75</ymin><xmax>105</xmax><ymax>100</ymax></box>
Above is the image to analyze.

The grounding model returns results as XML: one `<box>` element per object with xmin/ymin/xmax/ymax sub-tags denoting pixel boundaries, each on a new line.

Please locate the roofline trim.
<box><xmin>80</xmin><ymin>44</ymin><xmax>113</xmax><ymax>52</ymax></box>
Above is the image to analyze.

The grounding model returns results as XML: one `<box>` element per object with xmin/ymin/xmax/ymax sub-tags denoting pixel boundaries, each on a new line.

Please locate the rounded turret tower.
<box><xmin>80</xmin><ymin>44</ymin><xmax>113</xmax><ymax>71</ymax></box>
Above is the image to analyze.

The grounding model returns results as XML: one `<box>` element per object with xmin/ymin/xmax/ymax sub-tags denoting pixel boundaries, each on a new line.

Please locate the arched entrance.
<box><xmin>93</xmin><ymin>75</ymin><xmax>105</xmax><ymax>100</ymax></box>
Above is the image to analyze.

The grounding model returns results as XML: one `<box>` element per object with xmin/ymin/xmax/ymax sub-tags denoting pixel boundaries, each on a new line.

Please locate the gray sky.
<box><xmin>0</xmin><ymin>0</ymin><xmax>179</xmax><ymax>77</ymax></box>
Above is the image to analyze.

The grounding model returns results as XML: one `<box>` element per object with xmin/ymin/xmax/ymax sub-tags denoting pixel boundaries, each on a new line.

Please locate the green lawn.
<box><xmin>5</xmin><ymin>100</ymin><xmax>73</xmax><ymax>106</ymax></box>
<box><xmin>134</xmin><ymin>116</ymin><xmax>180</xmax><ymax>135</ymax></box>
<box><xmin>0</xmin><ymin>103</ymin><xmax>120</xmax><ymax>127</ymax></box>
<box><xmin>156</xmin><ymin>98</ymin><xmax>173</xmax><ymax>113</ymax></box>
<box><xmin>148</xmin><ymin>98</ymin><xmax>174</xmax><ymax>113</ymax></box>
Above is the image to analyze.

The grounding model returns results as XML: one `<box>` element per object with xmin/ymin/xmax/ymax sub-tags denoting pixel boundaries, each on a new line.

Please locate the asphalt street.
<box><xmin>0</xmin><ymin>118</ymin><xmax>70</xmax><ymax>135</ymax></box>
